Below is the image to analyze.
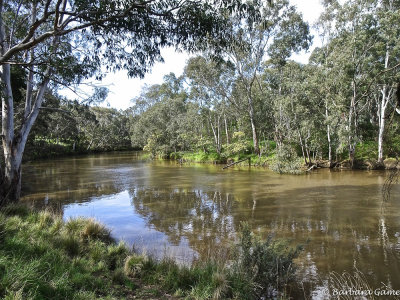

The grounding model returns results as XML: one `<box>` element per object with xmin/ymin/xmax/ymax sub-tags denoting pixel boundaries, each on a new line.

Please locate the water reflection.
<box><xmin>21</xmin><ymin>152</ymin><xmax>400</xmax><ymax>295</ymax></box>
<box><xmin>129</xmin><ymin>188</ymin><xmax>236</xmax><ymax>260</ymax></box>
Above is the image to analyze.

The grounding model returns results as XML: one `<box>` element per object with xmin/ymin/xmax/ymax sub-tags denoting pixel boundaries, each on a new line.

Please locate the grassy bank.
<box><xmin>169</xmin><ymin>151</ymin><xmax>273</xmax><ymax>166</ymax></box>
<box><xmin>0</xmin><ymin>205</ymin><xmax>301</xmax><ymax>299</ymax></box>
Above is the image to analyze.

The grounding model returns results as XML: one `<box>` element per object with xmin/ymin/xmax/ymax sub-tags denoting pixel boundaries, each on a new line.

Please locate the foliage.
<box><xmin>23</xmin><ymin>94</ymin><xmax>132</xmax><ymax>161</ymax></box>
<box><xmin>224</xmin><ymin>132</ymin><xmax>250</xmax><ymax>156</ymax></box>
<box><xmin>130</xmin><ymin>74</ymin><xmax>201</xmax><ymax>156</ymax></box>
<box><xmin>355</xmin><ymin>141</ymin><xmax>379</xmax><ymax>160</ymax></box>
<box><xmin>270</xmin><ymin>144</ymin><xmax>304</xmax><ymax>174</ymax></box>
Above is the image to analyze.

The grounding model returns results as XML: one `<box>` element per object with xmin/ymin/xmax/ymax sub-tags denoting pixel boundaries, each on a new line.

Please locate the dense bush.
<box><xmin>270</xmin><ymin>144</ymin><xmax>304</xmax><ymax>174</ymax></box>
<box><xmin>228</xmin><ymin>223</ymin><xmax>303</xmax><ymax>299</ymax></box>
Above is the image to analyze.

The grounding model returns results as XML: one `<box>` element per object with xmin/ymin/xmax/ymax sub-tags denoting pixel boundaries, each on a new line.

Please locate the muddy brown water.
<box><xmin>21</xmin><ymin>151</ymin><xmax>400</xmax><ymax>298</ymax></box>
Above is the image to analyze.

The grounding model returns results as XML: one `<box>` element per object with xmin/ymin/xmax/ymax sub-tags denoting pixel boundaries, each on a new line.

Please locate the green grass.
<box><xmin>0</xmin><ymin>205</ymin><xmax>301</xmax><ymax>299</ymax></box>
<box><xmin>169</xmin><ymin>151</ymin><xmax>275</xmax><ymax>167</ymax></box>
<box><xmin>170</xmin><ymin>151</ymin><xmax>225</xmax><ymax>163</ymax></box>
<box><xmin>0</xmin><ymin>206</ymin><xmax>135</xmax><ymax>299</ymax></box>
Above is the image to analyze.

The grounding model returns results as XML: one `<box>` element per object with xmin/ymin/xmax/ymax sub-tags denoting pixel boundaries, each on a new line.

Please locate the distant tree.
<box><xmin>185</xmin><ymin>56</ymin><xmax>236</xmax><ymax>153</ymax></box>
<box><xmin>130</xmin><ymin>73</ymin><xmax>200</xmax><ymax>156</ymax></box>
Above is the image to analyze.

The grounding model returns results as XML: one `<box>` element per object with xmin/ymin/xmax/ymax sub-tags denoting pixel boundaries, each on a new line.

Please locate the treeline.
<box><xmin>23</xmin><ymin>93</ymin><xmax>132</xmax><ymax>161</ymax></box>
<box><xmin>129</xmin><ymin>0</ymin><xmax>400</xmax><ymax>169</ymax></box>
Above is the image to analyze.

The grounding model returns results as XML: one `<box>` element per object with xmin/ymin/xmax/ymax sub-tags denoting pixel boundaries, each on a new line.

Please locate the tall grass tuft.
<box><xmin>81</xmin><ymin>218</ymin><xmax>113</xmax><ymax>244</ymax></box>
<box><xmin>328</xmin><ymin>270</ymin><xmax>375</xmax><ymax>300</ymax></box>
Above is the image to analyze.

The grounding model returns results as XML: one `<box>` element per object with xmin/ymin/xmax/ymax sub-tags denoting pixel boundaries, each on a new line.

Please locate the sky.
<box><xmin>61</xmin><ymin>0</ymin><xmax>324</xmax><ymax>110</ymax></box>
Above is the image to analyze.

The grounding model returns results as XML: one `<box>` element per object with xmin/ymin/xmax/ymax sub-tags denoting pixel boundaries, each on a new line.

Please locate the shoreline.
<box><xmin>146</xmin><ymin>151</ymin><xmax>400</xmax><ymax>171</ymax></box>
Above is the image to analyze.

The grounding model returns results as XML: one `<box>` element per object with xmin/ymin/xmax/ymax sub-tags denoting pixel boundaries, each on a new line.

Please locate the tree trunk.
<box><xmin>208</xmin><ymin>114</ymin><xmax>221</xmax><ymax>154</ymax></box>
<box><xmin>377</xmin><ymin>111</ymin><xmax>385</xmax><ymax>164</ymax></box>
<box><xmin>217</xmin><ymin>116</ymin><xmax>221</xmax><ymax>153</ymax></box>
<box><xmin>224</xmin><ymin>113</ymin><xmax>230</xmax><ymax>144</ymax></box>
<box><xmin>0</xmin><ymin>59</ymin><xmax>20</xmax><ymax>204</ymax></box>
<box><xmin>325</xmin><ymin>103</ymin><xmax>333</xmax><ymax>167</ymax></box>
<box><xmin>1</xmin><ymin>158</ymin><xmax>22</xmax><ymax>205</ymax></box>
<box><xmin>377</xmin><ymin>49</ymin><xmax>392</xmax><ymax>165</ymax></box>
<box><xmin>377</xmin><ymin>85</ymin><xmax>392</xmax><ymax>165</ymax></box>
<box><xmin>247</xmin><ymin>94</ymin><xmax>260</xmax><ymax>155</ymax></box>
<box><xmin>297</xmin><ymin>129</ymin><xmax>307</xmax><ymax>165</ymax></box>
<box><xmin>348</xmin><ymin>80</ymin><xmax>357</xmax><ymax>168</ymax></box>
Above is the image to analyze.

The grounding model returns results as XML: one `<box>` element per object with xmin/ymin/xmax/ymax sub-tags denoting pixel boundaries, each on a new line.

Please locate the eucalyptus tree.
<box><xmin>263</xmin><ymin>61</ymin><xmax>323</xmax><ymax>164</ymax></box>
<box><xmin>310</xmin><ymin>7</ymin><xmax>350</xmax><ymax>167</ymax></box>
<box><xmin>78</xmin><ymin>107</ymin><xmax>131</xmax><ymax>151</ymax></box>
<box><xmin>185</xmin><ymin>56</ymin><xmax>236</xmax><ymax>153</ymax></box>
<box><xmin>0</xmin><ymin>0</ymin><xmax>239</xmax><ymax>204</ymax></box>
<box><xmin>316</xmin><ymin>1</ymin><xmax>369</xmax><ymax>167</ymax></box>
<box><xmin>308</xmin><ymin>47</ymin><xmax>345</xmax><ymax>167</ymax></box>
<box><xmin>221</xmin><ymin>0</ymin><xmax>311</xmax><ymax>154</ymax></box>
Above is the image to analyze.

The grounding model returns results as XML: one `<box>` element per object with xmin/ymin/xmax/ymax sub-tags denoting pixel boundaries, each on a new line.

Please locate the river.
<box><xmin>21</xmin><ymin>151</ymin><xmax>400</xmax><ymax>298</ymax></box>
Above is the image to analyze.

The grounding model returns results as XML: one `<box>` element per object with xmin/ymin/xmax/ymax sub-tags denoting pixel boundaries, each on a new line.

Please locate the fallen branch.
<box><xmin>222</xmin><ymin>158</ymin><xmax>250</xmax><ymax>170</ymax></box>
<box><xmin>306</xmin><ymin>164</ymin><xmax>317</xmax><ymax>172</ymax></box>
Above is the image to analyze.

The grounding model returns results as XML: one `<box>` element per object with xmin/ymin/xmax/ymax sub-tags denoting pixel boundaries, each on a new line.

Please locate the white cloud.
<box><xmin>290</xmin><ymin>0</ymin><xmax>324</xmax><ymax>64</ymax></box>
<box><xmin>100</xmin><ymin>48</ymin><xmax>190</xmax><ymax>109</ymax></box>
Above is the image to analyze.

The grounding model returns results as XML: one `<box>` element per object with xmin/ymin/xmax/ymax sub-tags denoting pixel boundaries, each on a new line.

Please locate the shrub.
<box><xmin>224</xmin><ymin>132</ymin><xmax>250</xmax><ymax>157</ymax></box>
<box><xmin>229</xmin><ymin>223</ymin><xmax>303</xmax><ymax>299</ymax></box>
<box><xmin>270</xmin><ymin>144</ymin><xmax>304</xmax><ymax>174</ymax></box>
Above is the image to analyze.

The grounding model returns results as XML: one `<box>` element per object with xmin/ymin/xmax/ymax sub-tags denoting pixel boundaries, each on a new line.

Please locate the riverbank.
<box><xmin>0</xmin><ymin>205</ymin><xmax>301</xmax><ymax>299</ymax></box>
<box><xmin>22</xmin><ymin>140</ymin><xmax>139</xmax><ymax>163</ymax></box>
<box><xmin>150</xmin><ymin>150</ymin><xmax>399</xmax><ymax>171</ymax></box>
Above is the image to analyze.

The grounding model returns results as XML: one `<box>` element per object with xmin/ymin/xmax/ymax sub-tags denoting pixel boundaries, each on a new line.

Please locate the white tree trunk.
<box><xmin>325</xmin><ymin>103</ymin><xmax>333</xmax><ymax>167</ymax></box>
<box><xmin>247</xmin><ymin>93</ymin><xmax>260</xmax><ymax>155</ymax></box>
<box><xmin>348</xmin><ymin>80</ymin><xmax>357</xmax><ymax>168</ymax></box>
<box><xmin>377</xmin><ymin>107</ymin><xmax>385</xmax><ymax>164</ymax></box>
<box><xmin>377</xmin><ymin>50</ymin><xmax>392</xmax><ymax>165</ymax></box>
<box><xmin>224</xmin><ymin>113</ymin><xmax>230</xmax><ymax>144</ymax></box>
<box><xmin>0</xmin><ymin>1</ymin><xmax>51</xmax><ymax>204</ymax></box>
